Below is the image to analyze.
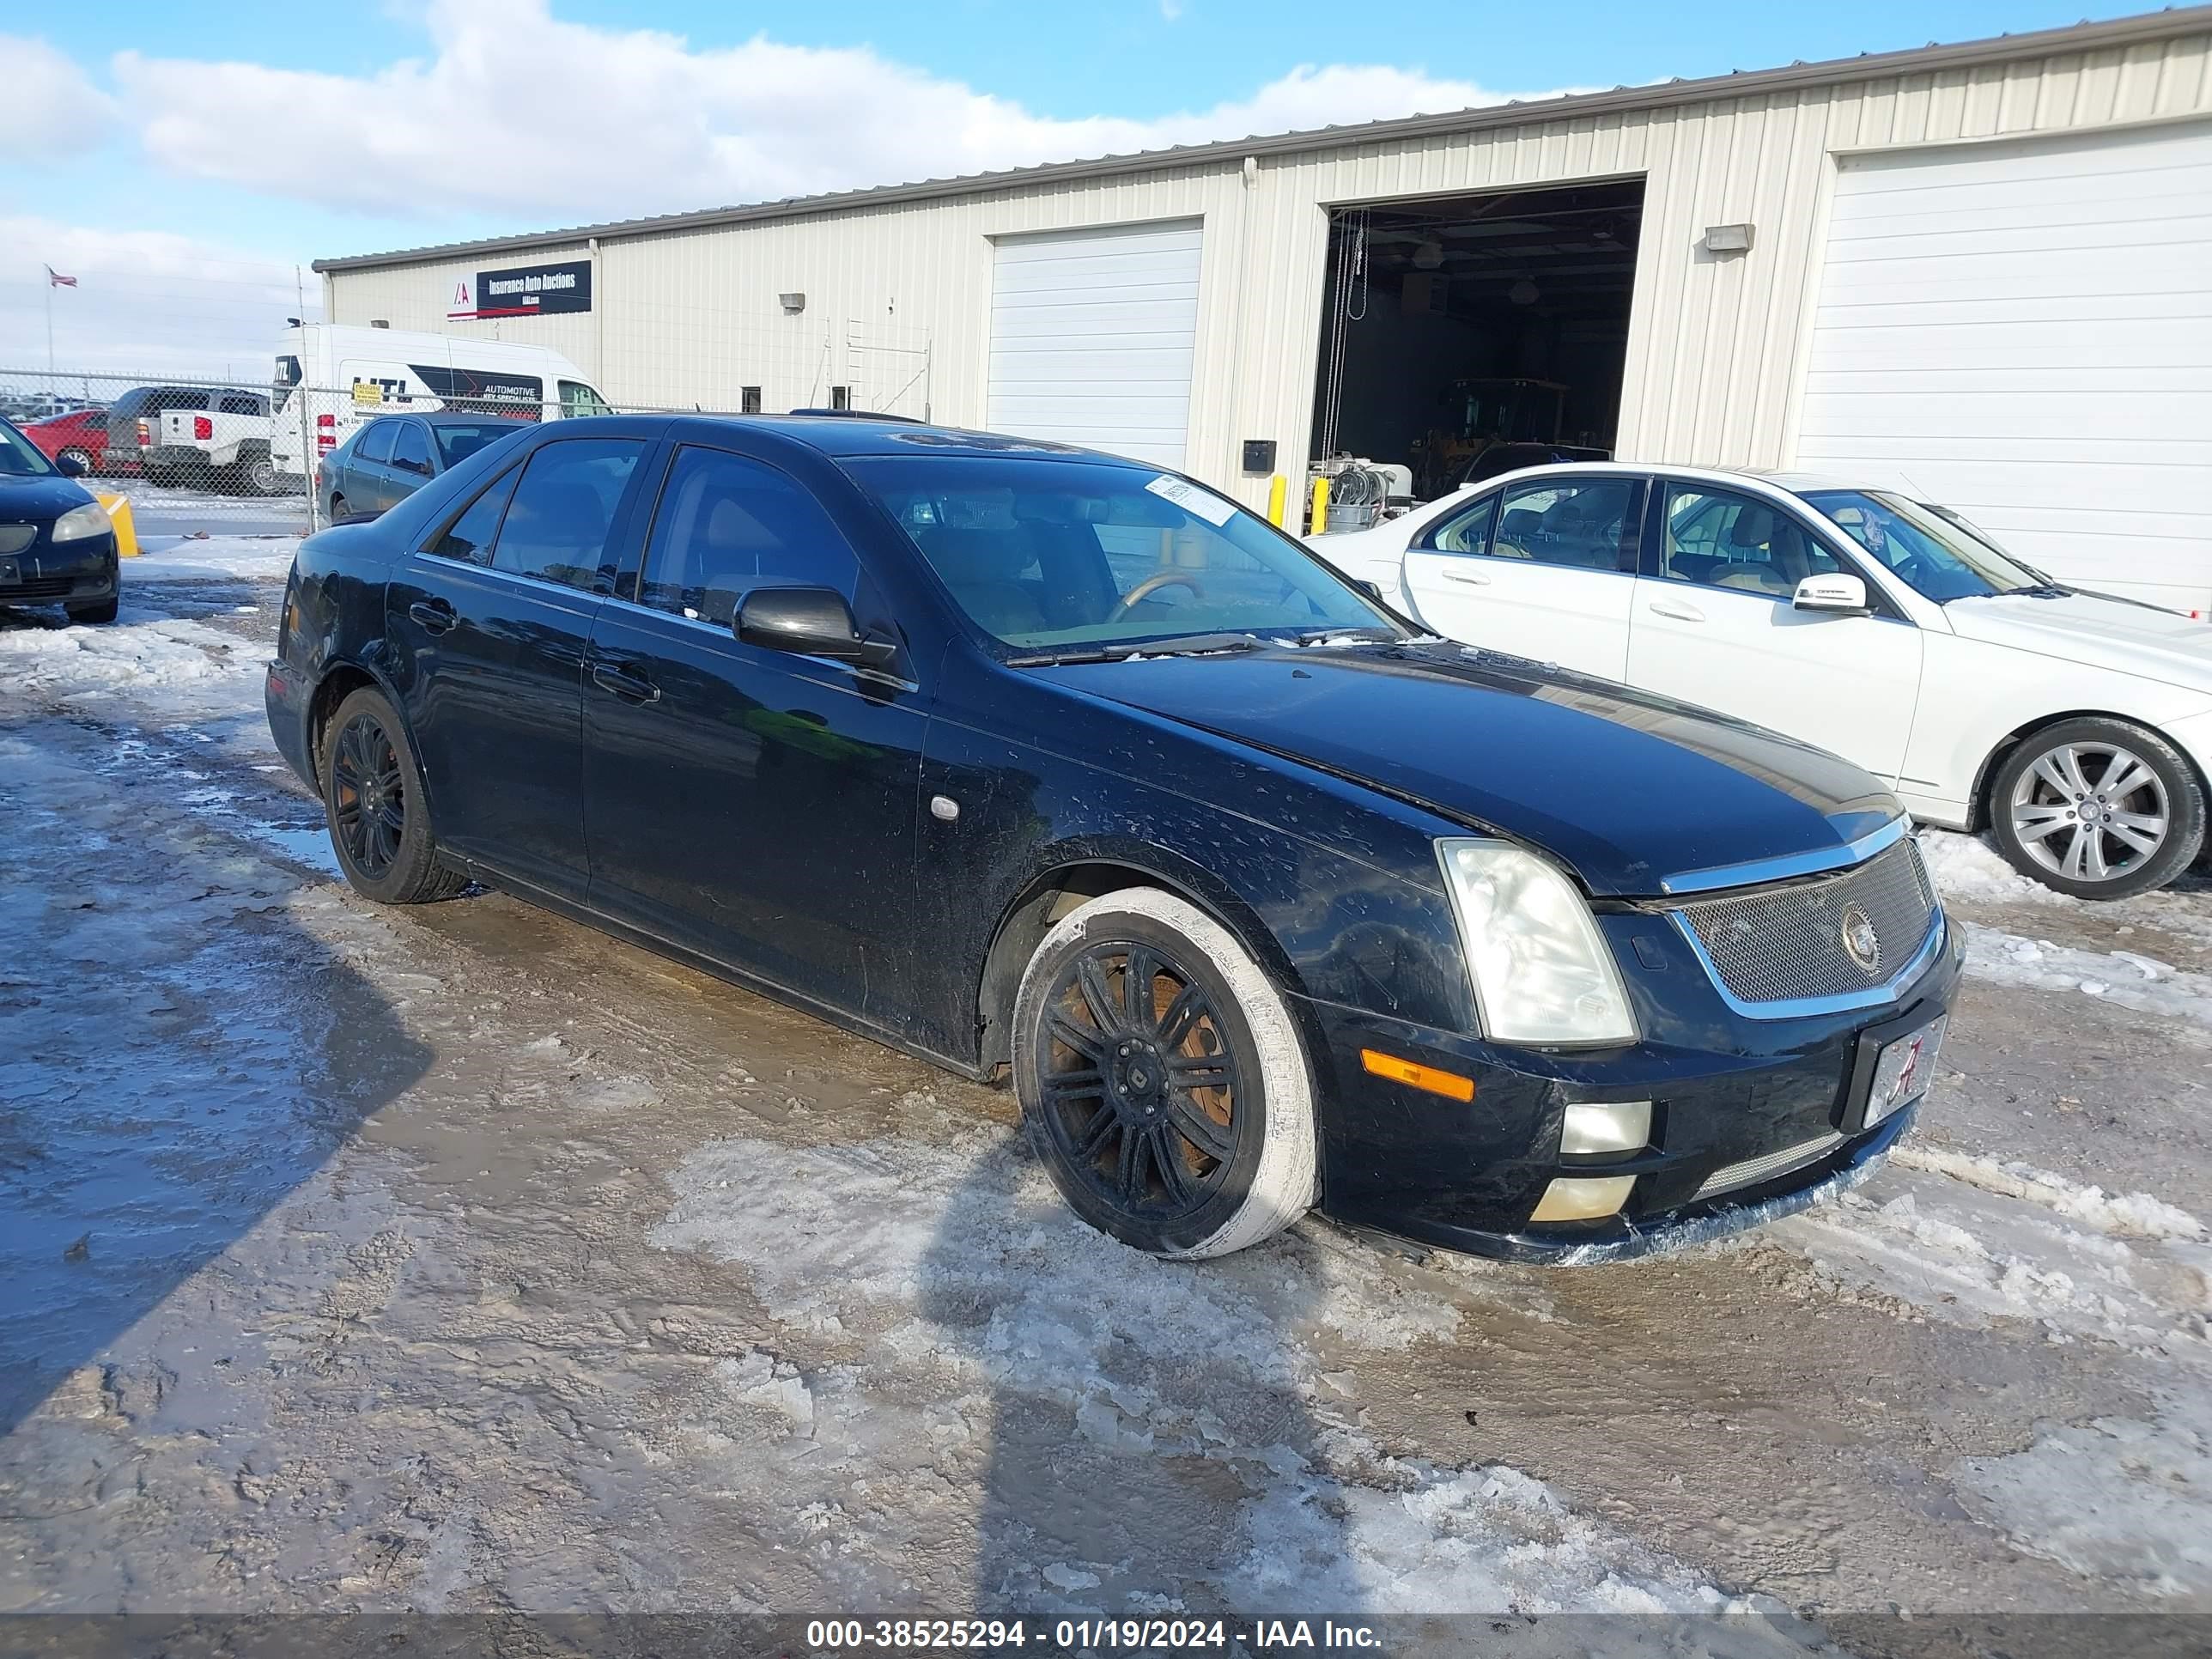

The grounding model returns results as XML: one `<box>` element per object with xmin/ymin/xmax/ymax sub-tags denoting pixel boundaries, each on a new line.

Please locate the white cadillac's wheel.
<box><xmin>1012</xmin><ymin>888</ymin><xmax>1316</xmax><ymax>1258</ymax></box>
<box><xmin>1990</xmin><ymin>717</ymin><xmax>2204</xmax><ymax>899</ymax></box>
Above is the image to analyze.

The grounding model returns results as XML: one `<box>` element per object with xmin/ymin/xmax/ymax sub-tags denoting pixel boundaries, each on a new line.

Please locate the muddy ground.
<box><xmin>2</xmin><ymin>569</ymin><xmax>2208</xmax><ymax>1640</ymax></box>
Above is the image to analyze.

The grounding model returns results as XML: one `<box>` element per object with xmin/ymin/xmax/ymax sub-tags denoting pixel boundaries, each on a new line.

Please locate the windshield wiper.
<box><xmin>1994</xmin><ymin>583</ymin><xmax>2072</xmax><ymax>599</ymax></box>
<box><xmin>1285</xmin><ymin>626</ymin><xmax>1400</xmax><ymax>647</ymax></box>
<box><xmin>1004</xmin><ymin>633</ymin><xmax>1267</xmax><ymax>668</ymax></box>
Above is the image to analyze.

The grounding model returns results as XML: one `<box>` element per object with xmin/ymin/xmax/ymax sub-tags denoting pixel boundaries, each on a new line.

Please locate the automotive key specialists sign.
<box><xmin>448</xmin><ymin>259</ymin><xmax>592</xmax><ymax>319</ymax></box>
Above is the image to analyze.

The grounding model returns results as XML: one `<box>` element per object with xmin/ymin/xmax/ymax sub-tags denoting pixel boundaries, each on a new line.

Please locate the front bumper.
<box><xmin>0</xmin><ymin>526</ymin><xmax>117</xmax><ymax>607</ymax></box>
<box><xmin>1298</xmin><ymin>908</ymin><xmax>1963</xmax><ymax>1263</ymax></box>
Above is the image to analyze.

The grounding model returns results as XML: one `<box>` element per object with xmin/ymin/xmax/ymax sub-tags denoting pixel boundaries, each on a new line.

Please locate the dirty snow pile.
<box><xmin>126</xmin><ymin>535</ymin><xmax>301</xmax><ymax>582</ymax></box>
<box><xmin>653</xmin><ymin>1132</ymin><xmax>1814</xmax><ymax>1636</ymax></box>
<box><xmin>1916</xmin><ymin>830</ymin><xmax>2071</xmax><ymax>906</ymax></box>
<box><xmin>1964</xmin><ymin>927</ymin><xmax>2212</xmax><ymax>1030</ymax></box>
<box><xmin>0</xmin><ymin>611</ymin><xmax>262</xmax><ymax>715</ymax></box>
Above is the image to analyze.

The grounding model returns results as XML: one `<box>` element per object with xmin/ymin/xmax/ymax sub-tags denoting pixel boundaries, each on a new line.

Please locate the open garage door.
<box><xmin>1796</xmin><ymin>123</ymin><xmax>2212</xmax><ymax>613</ymax></box>
<box><xmin>1310</xmin><ymin>180</ymin><xmax>1644</xmax><ymax>506</ymax></box>
<box><xmin>987</xmin><ymin>221</ymin><xmax>1202</xmax><ymax>467</ymax></box>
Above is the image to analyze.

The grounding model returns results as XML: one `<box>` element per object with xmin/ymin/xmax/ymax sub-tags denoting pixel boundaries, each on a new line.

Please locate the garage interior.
<box><xmin>1310</xmin><ymin>179</ymin><xmax>1645</xmax><ymax>499</ymax></box>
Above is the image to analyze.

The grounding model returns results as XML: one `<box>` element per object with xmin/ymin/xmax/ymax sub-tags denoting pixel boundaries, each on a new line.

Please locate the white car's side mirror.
<box><xmin>1794</xmin><ymin>572</ymin><xmax>1869</xmax><ymax>614</ymax></box>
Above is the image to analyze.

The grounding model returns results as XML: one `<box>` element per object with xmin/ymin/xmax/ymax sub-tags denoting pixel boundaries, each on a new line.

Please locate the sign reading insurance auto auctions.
<box><xmin>447</xmin><ymin>259</ymin><xmax>592</xmax><ymax>319</ymax></box>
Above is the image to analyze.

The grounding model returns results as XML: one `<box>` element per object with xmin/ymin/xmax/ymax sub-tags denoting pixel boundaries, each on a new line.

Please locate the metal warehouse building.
<box><xmin>317</xmin><ymin>7</ymin><xmax>2212</xmax><ymax>609</ymax></box>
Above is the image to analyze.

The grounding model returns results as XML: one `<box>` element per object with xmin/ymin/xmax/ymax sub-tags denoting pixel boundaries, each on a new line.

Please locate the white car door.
<box><xmin>1626</xmin><ymin>480</ymin><xmax>1923</xmax><ymax>783</ymax></box>
<box><xmin>1400</xmin><ymin>474</ymin><xmax>1646</xmax><ymax>680</ymax></box>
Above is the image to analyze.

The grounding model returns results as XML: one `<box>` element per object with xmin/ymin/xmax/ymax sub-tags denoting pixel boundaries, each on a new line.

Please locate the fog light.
<box><xmin>1531</xmin><ymin>1175</ymin><xmax>1636</xmax><ymax>1222</ymax></box>
<box><xmin>1560</xmin><ymin>1101</ymin><xmax>1651</xmax><ymax>1156</ymax></box>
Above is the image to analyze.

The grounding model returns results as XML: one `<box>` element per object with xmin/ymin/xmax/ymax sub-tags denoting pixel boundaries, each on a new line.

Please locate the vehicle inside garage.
<box><xmin>1310</xmin><ymin>179</ymin><xmax>1645</xmax><ymax>501</ymax></box>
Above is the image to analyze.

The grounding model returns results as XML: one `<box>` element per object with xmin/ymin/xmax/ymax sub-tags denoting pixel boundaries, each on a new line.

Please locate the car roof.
<box><xmin>657</xmin><ymin>413</ymin><xmax>1140</xmax><ymax>465</ymax></box>
<box><xmin>1456</xmin><ymin>459</ymin><xmax>1889</xmax><ymax>503</ymax></box>
<box><xmin>368</xmin><ymin>411</ymin><xmax>530</xmax><ymax>426</ymax></box>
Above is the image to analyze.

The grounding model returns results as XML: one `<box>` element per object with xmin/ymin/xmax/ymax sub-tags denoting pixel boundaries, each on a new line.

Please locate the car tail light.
<box><xmin>316</xmin><ymin>412</ymin><xmax>337</xmax><ymax>453</ymax></box>
<box><xmin>193</xmin><ymin>415</ymin><xmax>213</xmax><ymax>441</ymax></box>
<box><xmin>136</xmin><ymin>417</ymin><xmax>149</xmax><ymax>445</ymax></box>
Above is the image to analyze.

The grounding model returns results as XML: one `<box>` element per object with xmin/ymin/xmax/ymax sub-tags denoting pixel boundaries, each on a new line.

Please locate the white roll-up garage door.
<box><xmin>1795</xmin><ymin>123</ymin><xmax>2212</xmax><ymax>612</ymax></box>
<box><xmin>987</xmin><ymin>221</ymin><xmax>1203</xmax><ymax>468</ymax></box>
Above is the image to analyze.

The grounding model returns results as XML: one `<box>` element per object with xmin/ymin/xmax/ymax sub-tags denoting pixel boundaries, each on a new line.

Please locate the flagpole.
<box><xmin>45</xmin><ymin>276</ymin><xmax>55</xmax><ymax>379</ymax></box>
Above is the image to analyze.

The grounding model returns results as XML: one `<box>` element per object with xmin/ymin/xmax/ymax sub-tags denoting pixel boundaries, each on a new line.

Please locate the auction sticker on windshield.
<box><xmin>1146</xmin><ymin>474</ymin><xmax>1237</xmax><ymax>526</ymax></box>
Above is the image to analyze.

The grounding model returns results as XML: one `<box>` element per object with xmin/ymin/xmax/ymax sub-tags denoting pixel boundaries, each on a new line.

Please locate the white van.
<box><xmin>270</xmin><ymin>324</ymin><xmax>615</xmax><ymax>483</ymax></box>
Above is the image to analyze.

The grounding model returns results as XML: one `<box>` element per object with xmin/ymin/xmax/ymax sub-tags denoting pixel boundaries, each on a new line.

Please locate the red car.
<box><xmin>22</xmin><ymin>409</ymin><xmax>109</xmax><ymax>476</ymax></box>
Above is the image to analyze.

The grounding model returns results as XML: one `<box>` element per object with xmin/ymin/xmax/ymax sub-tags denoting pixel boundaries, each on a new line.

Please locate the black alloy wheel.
<box><xmin>1038</xmin><ymin>940</ymin><xmax>1244</xmax><ymax>1223</ymax></box>
<box><xmin>331</xmin><ymin>712</ymin><xmax>406</xmax><ymax>879</ymax></box>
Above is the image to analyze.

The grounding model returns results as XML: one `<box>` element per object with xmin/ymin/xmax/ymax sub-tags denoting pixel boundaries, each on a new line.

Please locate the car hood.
<box><xmin>1943</xmin><ymin>591</ymin><xmax>2212</xmax><ymax>690</ymax></box>
<box><xmin>0</xmin><ymin>474</ymin><xmax>93</xmax><ymax>523</ymax></box>
<box><xmin>1038</xmin><ymin>641</ymin><xmax>1899</xmax><ymax>896</ymax></box>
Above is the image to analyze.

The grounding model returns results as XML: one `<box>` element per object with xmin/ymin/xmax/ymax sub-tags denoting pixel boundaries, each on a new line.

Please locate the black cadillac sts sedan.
<box><xmin>266</xmin><ymin>415</ymin><xmax>1960</xmax><ymax>1262</ymax></box>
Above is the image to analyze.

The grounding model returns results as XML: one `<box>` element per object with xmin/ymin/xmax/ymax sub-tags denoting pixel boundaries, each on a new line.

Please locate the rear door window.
<box><xmin>428</xmin><ymin>468</ymin><xmax>522</xmax><ymax>565</ymax></box>
<box><xmin>356</xmin><ymin>422</ymin><xmax>397</xmax><ymax>465</ymax></box>
<box><xmin>1491</xmin><ymin>478</ymin><xmax>1644</xmax><ymax>573</ymax></box>
<box><xmin>390</xmin><ymin>422</ymin><xmax>434</xmax><ymax>477</ymax></box>
<box><xmin>489</xmin><ymin>439</ymin><xmax>646</xmax><ymax>593</ymax></box>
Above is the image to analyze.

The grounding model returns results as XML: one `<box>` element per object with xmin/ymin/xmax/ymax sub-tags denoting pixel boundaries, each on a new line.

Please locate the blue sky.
<box><xmin>0</xmin><ymin>0</ymin><xmax>2156</xmax><ymax>373</ymax></box>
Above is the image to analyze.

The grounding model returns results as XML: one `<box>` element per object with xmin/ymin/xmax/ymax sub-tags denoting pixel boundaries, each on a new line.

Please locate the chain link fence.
<box><xmin>6</xmin><ymin>312</ymin><xmax>933</xmax><ymax>532</ymax></box>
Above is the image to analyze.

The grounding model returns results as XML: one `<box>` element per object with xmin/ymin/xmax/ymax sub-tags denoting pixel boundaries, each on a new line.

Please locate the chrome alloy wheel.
<box><xmin>2008</xmin><ymin>739</ymin><xmax>2170</xmax><ymax>885</ymax></box>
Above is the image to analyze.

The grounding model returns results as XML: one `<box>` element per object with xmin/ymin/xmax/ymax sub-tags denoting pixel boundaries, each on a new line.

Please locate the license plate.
<box><xmin>1866</xmin><ymin>1014</ymin><xmax>1946</xmax><ymax>1127</ymax></box>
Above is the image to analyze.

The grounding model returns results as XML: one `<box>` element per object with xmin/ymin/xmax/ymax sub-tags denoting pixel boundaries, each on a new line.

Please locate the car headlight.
<box><xmin>50</xmin><ymin>502</ymin><xmax>111</xmax><ymax>544</ymax></box>
<box><xmin>1436</xmin><ymin>839</ymin><xmax>1638</xmax><ymax>1046</ymax></box>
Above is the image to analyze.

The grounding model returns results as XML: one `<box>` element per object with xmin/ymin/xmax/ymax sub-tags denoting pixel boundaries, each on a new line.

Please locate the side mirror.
<box><xmin>737</xmin><ymin>586</ymin><xmax>900</xmax><ymax>670</ymax></box>
<box><xmin>1794</xmin><ymin>572</ymin><xmax>1869</xmax><ymax>615</ymax></box>
<box><xmin>55</xmin><ymin>453</ymin><xmax>88</xmax><ymax>478</ymax></box>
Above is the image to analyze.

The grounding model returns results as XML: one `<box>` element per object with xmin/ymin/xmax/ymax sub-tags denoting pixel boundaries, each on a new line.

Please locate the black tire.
<box><xmin>232</xmin><ymin>444</ymin><xmax>280</xmax><ymax>496</ymax></box>
<box><xmin>329</xmin><ymin>493</ymin><xmax>349</xmax><ymax>521</ymax></box>
<box><xmin>65</xmin><ymin>595</ymin><xmax>119</xmax><ymax>625</ymax></box>
<box><xmin>1012</xmin><ymin>888</ymin><xmax>1316</xmax><ymax>1258</ymax></box>
<box><xmin>318</xmin><ymin>686</ymin><xmax>468</xmax><ymax>904</ymax></box>
<box><xmin>58</xmin><ymin>447</ymin><xmax>94</xmax><ymax>475</ymax></box>
<box><xmin>1988</xmin><ymin>716</ymin><xmax>2204</xmax><ymax>900</ymax></box>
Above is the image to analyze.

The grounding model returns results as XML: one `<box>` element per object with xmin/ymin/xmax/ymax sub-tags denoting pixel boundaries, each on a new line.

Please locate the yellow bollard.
<box><xmin>1266</xmin><ymin>474</ymin><xmax>1287</xmax><ymax>528</ymax></box>
<box><xmin>94</xmin><ymin>493</ymin><xmax>140</xmax><ymax>558</ymax></box>
<box><xmin>1310</xmin><ymin>475</ymin><xmax>1330</xmax><ymax>536</ymax></box>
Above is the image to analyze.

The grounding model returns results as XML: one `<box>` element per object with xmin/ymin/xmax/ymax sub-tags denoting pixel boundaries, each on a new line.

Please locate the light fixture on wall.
<box><xmin>1508</xmin><ymin>277</ymin><xmax>1540</xmax><ymax>307</ymax></box>
<box><xmin>779</xmin><ymin>291</ymin><xmax>807</xmax><ymax>313</ymax></box>
<box><xmin>1412</xmin><ymin>240</ymin><xmax>1446</xmax><ymax>270</ymax></box>
<box><xmin>1702</xmin><ymin>222</ymin><xmax>1755</xmax><ymax>255</ymax></box>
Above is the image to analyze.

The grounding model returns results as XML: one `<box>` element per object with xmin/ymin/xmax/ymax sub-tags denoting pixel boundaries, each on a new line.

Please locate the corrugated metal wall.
<box><xmin>326</xmin><ymin>26</ymin><xmax>2212</xmax><ymax>507</ymax></box>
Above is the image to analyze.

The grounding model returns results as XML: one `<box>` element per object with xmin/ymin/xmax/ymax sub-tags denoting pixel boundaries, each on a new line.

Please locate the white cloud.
<box><xmin>1160</xmin><ymin>0</ymin><xmax>1186</xmax><ymax>20</ymax></box>
<box><xmin>0</xmin><ymin>33</ymin><xmax>118</xmax><ymax>155</ymax></box>
<box><xmin>111</xmin><ymin>0</ymin><xmax>1578</xmax><ymax>228</ymax></box>
<box><xmin>0</xmin><ymin>218</ymin><xmax>319</xmax><ymax>380</ymax></box>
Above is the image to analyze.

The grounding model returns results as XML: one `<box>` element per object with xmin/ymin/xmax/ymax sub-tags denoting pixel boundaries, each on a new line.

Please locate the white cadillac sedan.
<box><xmin>1310</xmin><ymin>462</ymin><xmax>2212</xmax><ymax>898</ymax></box>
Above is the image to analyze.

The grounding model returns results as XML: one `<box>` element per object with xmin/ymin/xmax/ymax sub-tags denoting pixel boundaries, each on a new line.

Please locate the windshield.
<box><xmin>845</xmin><ymin>455</ymin><xmax>1400</xmax><ymax>653</ymax></box>
<box><xmin>1801</xmin><ymin>489</ymin><xmax>2048</xmax><ymax>602</ymax></box>
<box><xmin>0</xmin><ymin>419</ymin><xmax>56</xmax><ymax>478</ymax></box>
<box><xmin>432</xmin><ymin>422</ymin><xmax>519</xmax><ymax>466</ymax></box>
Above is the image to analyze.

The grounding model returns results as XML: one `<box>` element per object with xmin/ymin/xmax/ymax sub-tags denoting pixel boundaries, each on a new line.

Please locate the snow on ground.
<box><xmin>0</xmin><ymin>607</ymin><xmax>262</xmax><ymax>718</ymax></box>
<box><xmin>1917</xmin><ymin>830</ymin><xmax>2071</xmax><ymax>907</ymax></box>
<box><xmin>1954</xmin><ymin>1384</ymin><xmax>2212</xmax><ymax>1599</ymax></box>
<box><xmin>1962</xmin><ymin>926</ymin><xmax>2212</xmax><ymax>1030</ymax></box>
<box><xmin>126</xmin><ymin>534</ymin><xmax>300</xmax><ymax>582</ymax></box>
<box><xmin>652</xmin><ymin>1132</ymin><xmax>1810</xmax><ymax>1631</ymax></box>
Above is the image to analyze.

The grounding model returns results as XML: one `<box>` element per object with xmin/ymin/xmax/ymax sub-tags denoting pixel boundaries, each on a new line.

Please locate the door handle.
<box><xmin>1648</xmin><ymin>597</ymin><xmax>1705</xmax><ymax>623</ymax></box>
<box><xmin>408</xmin><ymin>599</ymin><xmax>457</xmax><ymax>634</ymax></box>
<box><xmin>591</xmin><ymin>660</ymin><xmax>661</xmax><ymax>704</ymax></box>
<box><xmin>1441</xmin><ymin>568</ymin><xmax>1492</xmax><ymax>586</ymax></box>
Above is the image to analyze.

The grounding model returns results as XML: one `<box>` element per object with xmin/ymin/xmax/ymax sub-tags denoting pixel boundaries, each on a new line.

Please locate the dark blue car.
<box><xmin>0</xmin><ymin>416</ymin><xmax>119</xmax><ymax>624</ymax></box>
<box><xmin>265</xmin><ymin>415</ymin><xmax>1960</xmax><ymax>1261</ymax></box>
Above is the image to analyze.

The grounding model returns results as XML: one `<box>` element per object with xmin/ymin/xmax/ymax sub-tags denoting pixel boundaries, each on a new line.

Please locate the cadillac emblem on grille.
<box><xmin>1841</xmin><ymin>904</ymin><xmax>1882</xmax><ymax>975</ymax></box>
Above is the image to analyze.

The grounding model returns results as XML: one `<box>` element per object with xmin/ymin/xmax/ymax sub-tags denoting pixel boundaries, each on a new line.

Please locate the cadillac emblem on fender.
<box><xmin>1841</xmin><ymin>905</ymin><xmax>1882</xmax><ymax>975</ymax></box>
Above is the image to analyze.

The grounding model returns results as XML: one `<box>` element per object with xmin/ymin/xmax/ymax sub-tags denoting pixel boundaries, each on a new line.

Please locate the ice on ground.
<box><xmin>1960</xmin><ymin>924</ymin><xmax>2212</xmax><ymax>1030</ymax></box>
<box><xmin>1954</xmin><ymin>1385</ymin><xmax>2212</xmax><ymax>1598</ymax></box>
<box><xmin>1773</xmin><ymin>1164</ymin><xmax>2212</xmax><ymax>1356</ymax></box>
<box><xmin>653</xmin><ymin>1133</ymin><xmax>1809</xmax><ymax>1624</ymax></box>
<box><xmin>0</xmin><ymin>610</ymin><xmax>264</xmax><ymax>728</ymax></box>
<box><xmin>1918</xmin><ymin>830</ymin><xmax>2073</xmax><ymax>907</ymax></box>
<box><xmin>125</xmin><ymin>534</ymin><xmax>300</xmax><ymax>582</ymax></box>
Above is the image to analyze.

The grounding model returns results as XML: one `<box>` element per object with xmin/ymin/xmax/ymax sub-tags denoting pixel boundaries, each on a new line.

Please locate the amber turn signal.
<box><xmin>1360</xmin><ymin>1048</ymin><xmax>1475</xmax><ymax>1103</ymax></box>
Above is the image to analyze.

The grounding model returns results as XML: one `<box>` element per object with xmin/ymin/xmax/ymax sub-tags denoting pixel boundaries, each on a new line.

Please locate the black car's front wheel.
<box><xmin>319</xmin><ymin>686</ymin><xmax>467</xmax><ymax>904</ymax></box>
<box><xmin>1012</xmin><ymin>888</ymin><xmax>1316</xmax><ymax>1258</ymax></box>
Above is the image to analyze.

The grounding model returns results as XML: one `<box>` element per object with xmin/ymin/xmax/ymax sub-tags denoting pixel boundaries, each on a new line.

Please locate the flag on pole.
<box><xmin>46</xmin><ymin>265</ymin><xmax>78</xmax><ymax>289</ymax></box>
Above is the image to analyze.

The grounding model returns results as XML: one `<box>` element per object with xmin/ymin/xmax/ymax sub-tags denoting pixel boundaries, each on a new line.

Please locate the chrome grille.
<box><xmin>1674</xmin><ymin>838</ymin><xmax>1938</xmax><ymax>1008</ymax></box>
<box><xmin>1693</xmin><ymin>1131</ymin><xmax>1845</xmax><ymax>1200</ymax></box>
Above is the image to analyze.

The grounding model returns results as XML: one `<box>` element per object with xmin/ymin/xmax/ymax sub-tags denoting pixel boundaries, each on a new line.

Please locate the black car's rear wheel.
<box><xmin>319</xmin><ymin>686</ymin><xmax>466</xmax><ymax>904</ymax></box>
<box><xmin>1012</xmin><ymin>889</ymin><xmax>1316</xmax><ymax>1258</ymax></box>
